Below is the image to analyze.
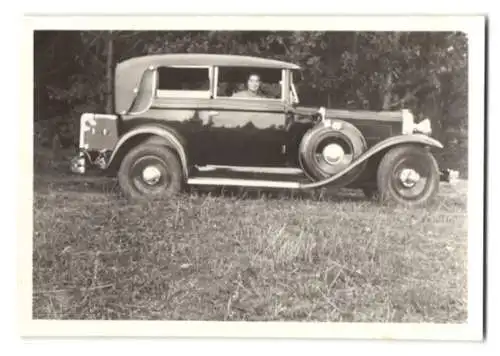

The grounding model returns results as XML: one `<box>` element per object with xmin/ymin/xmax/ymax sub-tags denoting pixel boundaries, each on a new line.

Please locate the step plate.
<box><xmin>192</xmin><ymin>165</ymin><xmax>309</xmax><ymax>182</ymax></box>
<box><xmin>195</xmin><ymin>165</ymin><xmax>304</xmax><ymax>175</ymax></box>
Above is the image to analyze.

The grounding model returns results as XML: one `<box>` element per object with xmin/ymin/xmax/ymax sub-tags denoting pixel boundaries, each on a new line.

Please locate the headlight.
<box><xmin>413</xmin><ymin>118</ymin><xmax>432</xmax><ymax>135</ymax></box>
<box><xmin>402</xmin><ymin>109</ymin><xmax>432</xmax><ymax>135</ymax></box>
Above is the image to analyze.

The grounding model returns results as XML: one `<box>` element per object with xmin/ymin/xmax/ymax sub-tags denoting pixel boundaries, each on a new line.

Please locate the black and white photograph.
<box><xmin>19</xmin><ymin>15</ymin><xmax>485</xmax><ymax>340</ymax></box>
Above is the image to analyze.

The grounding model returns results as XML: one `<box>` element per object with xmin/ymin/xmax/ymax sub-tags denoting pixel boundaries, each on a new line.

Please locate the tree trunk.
<box><xmin>382</xmin><ymin>71</ymin><xmax>393</xmax><ymax>110</ymax></box>
<box><xmin>381</xmin><ymin>33</ymin><xmax>401</xmax><ymax>110</ymax></box>
<box><xmin>327</xmin><ymin>33</ymin><xmax>335</xmax><ymax>108</ymax></box>
<box><xmin>351</xmin><ymin>32</ymin><xmax>358</xmax><ymax>53</ymax></box>
<box><xmin>105</xmin><ymin>31</ymin><xmax>114</xmax><ymax>114</ymax></box>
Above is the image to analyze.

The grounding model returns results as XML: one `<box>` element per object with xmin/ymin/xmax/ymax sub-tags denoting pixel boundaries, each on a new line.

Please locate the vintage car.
<box><xmin>70</xmin><ymin>53</ymin><xmax>457</xmax><ymax>205</ymax></box>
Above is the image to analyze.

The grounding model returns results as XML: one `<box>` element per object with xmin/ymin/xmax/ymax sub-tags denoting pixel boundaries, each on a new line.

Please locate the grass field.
<box><xmin>32</xmin><ymin>164</ymin><xmax>468</xmax><ymax>323</ymax></box>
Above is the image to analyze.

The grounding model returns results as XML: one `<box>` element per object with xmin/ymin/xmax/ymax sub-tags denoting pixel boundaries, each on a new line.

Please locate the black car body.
<box><xmin>71</xmin><ymin>53</ymin><xmax>457</xmax><ymax>205</ymax></box>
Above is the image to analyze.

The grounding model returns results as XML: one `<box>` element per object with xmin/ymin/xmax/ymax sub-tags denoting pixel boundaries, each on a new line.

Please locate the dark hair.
<box><xmin>248</xmin><ymin>73</ymin><xmax>261</xmax><ymax>81</ymax></box>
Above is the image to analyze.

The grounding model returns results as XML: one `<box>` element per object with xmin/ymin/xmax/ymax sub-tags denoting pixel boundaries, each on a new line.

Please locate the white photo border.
<box><xmin>19</xmin><ymin>14</ymin><xmax>486</xmax><ymax>340</ymax></box>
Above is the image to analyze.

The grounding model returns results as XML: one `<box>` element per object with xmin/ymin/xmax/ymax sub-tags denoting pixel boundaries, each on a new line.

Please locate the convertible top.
<box><xmin>115</xmin><ymin>54</ymin><xmax>300</xmax><ymax>114</ymax></box>
<box><xmin>117</xmin><ymin>53</ymin><xmax>301</xmax><ymax>71</ymax></box>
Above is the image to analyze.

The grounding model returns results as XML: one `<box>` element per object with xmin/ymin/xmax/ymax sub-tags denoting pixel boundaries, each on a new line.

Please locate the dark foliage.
<box><xmin>34</xmin><ymin>30</ymin><xmax>468</xmax><ymax>175</ymax></box>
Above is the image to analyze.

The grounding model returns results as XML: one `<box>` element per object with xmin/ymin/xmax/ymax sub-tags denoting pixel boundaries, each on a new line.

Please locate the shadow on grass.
<box><xmin>34</xmin><ymin>170</ymin><xmax>371</xmax><ymax>204</ymax></box>
<box><xmin>188</xmin><ymin>185</ymin><xmax>369</xmax><ymax>203</ymax></box>
<box><xmin>34</xmin><ymin>164</ymin><xmax>466</xmax><ymax>208</ymax></box>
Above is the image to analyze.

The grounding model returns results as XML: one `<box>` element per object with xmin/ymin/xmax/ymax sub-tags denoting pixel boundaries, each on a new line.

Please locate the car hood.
<box><xmin>293</xmin><ymin>106</ymin><xmax>322</xmax><ymax>116</ymax></box>
<box><xmin>293</xmin><ymin>105</ymin><xmax>350</xmax><ymax>118</ymax></box>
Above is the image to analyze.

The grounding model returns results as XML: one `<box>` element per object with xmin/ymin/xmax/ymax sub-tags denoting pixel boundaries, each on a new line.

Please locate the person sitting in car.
<box><xmin>232</xmin><ymin>73</ymin><xmax>265</xmax><ymax>98</ymax></box>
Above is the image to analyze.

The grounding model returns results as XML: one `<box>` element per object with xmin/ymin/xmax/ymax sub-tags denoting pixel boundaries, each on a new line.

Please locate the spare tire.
<box><xmin>298</xmin><ymin>119</ymin><xmax>368</xmax><ymax>187</ymax></box>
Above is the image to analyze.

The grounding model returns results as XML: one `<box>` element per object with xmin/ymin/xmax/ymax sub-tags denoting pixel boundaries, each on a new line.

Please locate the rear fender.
<box><xmin>299</xmin><ymin>134</ymin><xmax>443</xmax><ymax>189</ymax></box>
<box><xmin>106</xmin><ymin>125</ymin><xmax>189</xmax><ymax>177</ymax></box>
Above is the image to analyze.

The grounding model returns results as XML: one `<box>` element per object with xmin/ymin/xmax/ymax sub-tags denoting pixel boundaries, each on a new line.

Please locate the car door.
<box><xmin>198</xmin><ymin>98</ymin><xmax>289</xmax><ymax>167</ymax></box>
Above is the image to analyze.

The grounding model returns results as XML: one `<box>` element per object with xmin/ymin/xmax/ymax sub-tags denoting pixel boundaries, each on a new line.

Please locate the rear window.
<box><xmin>156</xmin><ymin>67</ymin><xmax>211</xmax><ymax>97</ymax></box>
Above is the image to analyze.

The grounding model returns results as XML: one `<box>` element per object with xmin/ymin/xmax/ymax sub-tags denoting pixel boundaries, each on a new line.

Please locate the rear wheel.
<box><xmin>376</xmin><ymin>144</ymin><xmax>439</xmax><ymax>206</ymax></box>
<box><xmin>118</xmin><ymin>144</ymin><xmax>183</xmax><ymax>200</ymax></box>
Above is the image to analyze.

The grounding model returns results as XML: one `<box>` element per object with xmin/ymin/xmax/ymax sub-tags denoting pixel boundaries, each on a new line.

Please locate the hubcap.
<box><xmin>322</xmin><ymin>143</ymin><xmax>345</xmax><ymax>165</ymax></box>
<box><xmin>141</xmin><ymin>165</ymin><xmax>162</xmax><ymax>185</ymax></box>
<box><xmin>399</xmin><ymin>168</ymin><xmax>421</xmax><ymax>188</ymax></box>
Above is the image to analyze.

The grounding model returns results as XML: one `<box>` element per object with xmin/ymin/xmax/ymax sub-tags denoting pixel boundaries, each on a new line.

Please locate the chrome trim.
<box><xmin>187</xmin><ymin>177</ymin><xmax>301</xmax><ymax>189</ymax></box>
<box><xmin>399</xmin><ymin>168</ymin><xmax>421</xmax><ymax>188</ymax></box>
<box><xmin>94</xmin><ymin>114</ymin><xmax>118</xmax><ymax>120</ymax></box>
<box><xmin>322</xmin><ymin>143</ymin><xmax>345</xmax><ymax>165</ymax></box>
<box><xmin>291</xmin><ymin>82</ymin><xmax>299</xmax><ymax>105</ymax></box>
<box><xmin>318</xmin><ymin>107</ymin><xmax>326</xmax><ymax>121</ymax></box>
<box><xmin>281</xmin><ymin>69</ymin><xmax>286</xmax><ymax>102</ymax></box>
<box><xmin>142</xmin><ymin>166</ymin><xmax>162</xmax><ymax>185</ymax></box>
<box><xmin>213</xmin><ymin>66</ymin><xmax>219</xmax><ymax>98</ymax></box>
<box><xmin>402</xmin><ymin>109</ymin><xmax>415</xmax><ymax>134</ymax></box>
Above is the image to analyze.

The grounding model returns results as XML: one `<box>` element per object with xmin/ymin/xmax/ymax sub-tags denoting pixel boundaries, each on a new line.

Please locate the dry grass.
<box><xmin>32</xmin><ymin>169</ymin><xmax>468</xmax><ymax>323</ymax></box>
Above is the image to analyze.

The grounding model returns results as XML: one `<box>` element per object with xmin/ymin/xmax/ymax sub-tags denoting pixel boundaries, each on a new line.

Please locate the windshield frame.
<box><xmin>290</xmin><ymin>70</ymin><xmax>300</xmax><ymax>105</ymax></box>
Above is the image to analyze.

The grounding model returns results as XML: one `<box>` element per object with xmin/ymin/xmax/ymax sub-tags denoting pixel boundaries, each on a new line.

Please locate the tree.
<box><xmin>34</xmin><ymin>30</ymin><xmax>469</xmax><ymax>174</ymax></box>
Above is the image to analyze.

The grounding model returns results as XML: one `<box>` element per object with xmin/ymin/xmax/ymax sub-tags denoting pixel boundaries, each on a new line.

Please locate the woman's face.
<box><xmin>247</xmin><ymin>74</ymin><xmax>261</xmax><ymax>93</ymax></box>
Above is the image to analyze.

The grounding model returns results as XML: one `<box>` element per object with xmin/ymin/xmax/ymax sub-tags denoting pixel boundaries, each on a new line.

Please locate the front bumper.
<box><xmin>70</xmin><ymin>149</ymin><xmax>111</xmax><ymax>174</ymax></box>
<box><xmin>440</xmin><ymin>169</ymin><xmax>460</xmax><ymax>184</ymax></box>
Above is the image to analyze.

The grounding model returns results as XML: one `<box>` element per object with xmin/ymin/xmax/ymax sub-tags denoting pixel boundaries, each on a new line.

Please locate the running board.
<box><xmin>187</xmin><ymin>177</ymin><xmax>301</xmax><ymax>189</ymax></box>
<box><xmin>194</xmin><ymin>165</ymin><xmax>304</xmax><ymax>175</ymax></box>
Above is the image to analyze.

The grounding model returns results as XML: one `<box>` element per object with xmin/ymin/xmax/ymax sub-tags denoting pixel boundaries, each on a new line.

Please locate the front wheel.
<box><xmin>376</xmin><ymin>145</ymin><xmax>440</xmax><ymax>206</ymax></box>
<box><xmin>118</xmin><ymin>144</ymin><xmax>183</xmax><ymax>200</ymax></box>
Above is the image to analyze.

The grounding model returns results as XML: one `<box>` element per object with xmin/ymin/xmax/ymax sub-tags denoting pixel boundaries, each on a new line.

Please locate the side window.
<box><xmin>156</xmin><ymin>67</ymin><xmax>211</xmax><ymax>98</ymax></box>
<box><xmin>216</xmin><ymin>67</ymin><xmax>282</xmax><ymax>100</ymax></box>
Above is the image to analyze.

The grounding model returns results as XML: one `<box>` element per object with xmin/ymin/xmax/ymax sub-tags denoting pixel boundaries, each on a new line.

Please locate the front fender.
<box><xmin>299</xmin><ymin>134</ymin><xmax>443</xmax><ymax>189</ymax></box>
<box><xmin>106</xmin><ymin>125</ymin><xmax>189</xmax><ymax>177</ymax></box>
<box><xmin>372</xmin><ymin>133</ymin><xmax>443</xmax><ymax>150</ymax></box>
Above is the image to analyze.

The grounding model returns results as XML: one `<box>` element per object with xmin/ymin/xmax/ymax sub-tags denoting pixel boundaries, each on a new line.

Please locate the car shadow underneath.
<box><xmin>34</xmin><ymin>173</ymin><xmax>370</xmax><ymax>203</ymax></box>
